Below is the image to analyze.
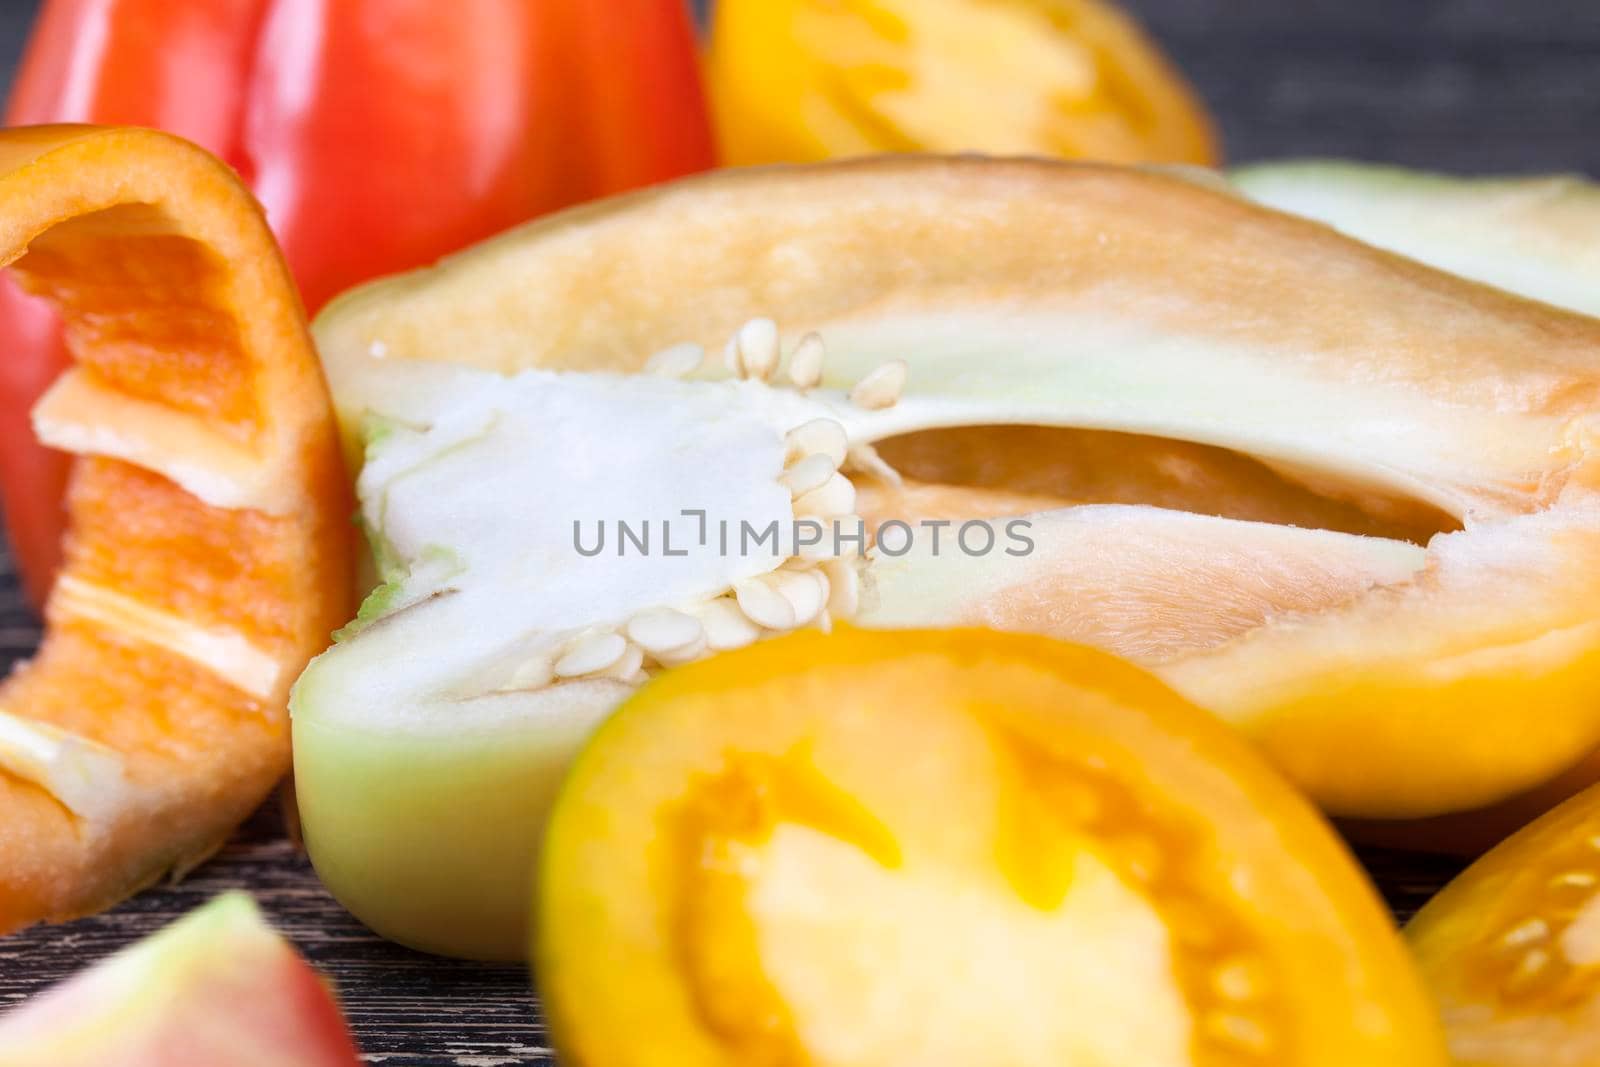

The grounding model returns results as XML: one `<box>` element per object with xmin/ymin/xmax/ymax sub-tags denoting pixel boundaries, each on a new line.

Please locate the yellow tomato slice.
<box><xmin>538</xmin><ymin>627</ymin><xmax>1444</xmax><ymax>1066</ymax></box>
<box><xmin>1410</xmin><ymin>781</ymin><xmax>1600</xmax><ymax>1065</ymax></box>
<box><xmin>708</xmin><ymin>0</ymin><xmax>1218</xmax><ymax>167</ymax></box>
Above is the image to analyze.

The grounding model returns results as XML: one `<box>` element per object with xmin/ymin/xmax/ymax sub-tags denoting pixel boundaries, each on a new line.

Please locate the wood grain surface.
<box><xmin>0</xmin><ymin>0</ymin><xmax>1592</xmax><ymax>1062</ymax></box>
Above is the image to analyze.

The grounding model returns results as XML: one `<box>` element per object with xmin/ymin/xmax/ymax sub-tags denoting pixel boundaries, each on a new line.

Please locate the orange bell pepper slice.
<box><xmin>0</xmin><ymin>125</ymin><xmax>353</xmax><ymax>933</ymax></box>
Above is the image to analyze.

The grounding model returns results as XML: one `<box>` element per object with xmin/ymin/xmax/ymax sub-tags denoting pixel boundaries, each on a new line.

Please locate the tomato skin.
<box><xmin>0</xmin><ymin>0</ymin><xmax>714</xmax><ymax>607</ymax></box>
<box><xmin>0</xmin><ymin>893</ymin><xmax>363</xmax><ymax>1066</ymax></box>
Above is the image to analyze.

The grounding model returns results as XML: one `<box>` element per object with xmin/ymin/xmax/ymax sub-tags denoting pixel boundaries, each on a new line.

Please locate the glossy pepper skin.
<box><xmin>0</xmin><ymin>0</ymin><xmax>715</xmax><ymax>608</ymax></box>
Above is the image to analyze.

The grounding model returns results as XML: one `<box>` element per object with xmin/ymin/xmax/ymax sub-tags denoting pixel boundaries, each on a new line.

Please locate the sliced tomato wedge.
<box><xmin>0</xmin><ymin>893</ymin><xmax>362</xmax><ymax>1067</ymax></box>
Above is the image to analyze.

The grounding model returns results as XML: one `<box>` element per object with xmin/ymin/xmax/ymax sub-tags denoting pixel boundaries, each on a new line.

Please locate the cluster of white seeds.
<box><xmin>644</xmin><ymin>315</ymin><xmax>909</xmax><ymax>409</ymax></box>
<box><xmin>525</xmin><ymin>320</ymin><xmax>908</xmax><ymax>691</ymax></box>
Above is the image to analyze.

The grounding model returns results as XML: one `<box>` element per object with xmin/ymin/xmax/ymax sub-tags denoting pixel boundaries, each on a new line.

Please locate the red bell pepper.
<box><xmin>0</xmin><ymin>0</ymin><xmax>714</xmax><ymax>608</ymax></box>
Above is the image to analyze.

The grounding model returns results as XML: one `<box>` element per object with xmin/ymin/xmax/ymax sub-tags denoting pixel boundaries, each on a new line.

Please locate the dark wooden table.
<box><xmin>2</xmin><ymin>0</ymin><xmax>1597</xmax><ymax>1062</ymax></box>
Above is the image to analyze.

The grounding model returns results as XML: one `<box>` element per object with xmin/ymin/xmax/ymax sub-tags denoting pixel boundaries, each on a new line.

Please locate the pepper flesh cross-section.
<box><xmin>0</xmin><ymin>125</ymin><xmax>354</xmax><ymax>934</ymax></box>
